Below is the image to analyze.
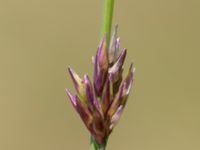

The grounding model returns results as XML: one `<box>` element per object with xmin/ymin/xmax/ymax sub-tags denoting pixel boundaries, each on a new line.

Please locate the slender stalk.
<box><xmin>90</xmin><ymin>1</ymin><xmax>115</xmax><ymax>150</ymax></box>
<box><xmin>101</xmin><ymin>0</ymin><xmax>115</xmax><ymax>45</ymax></box>
<box><xmin>90</xmin><ymin>137</ymin><xmax>107</xmax><ymax>150</ymax></box>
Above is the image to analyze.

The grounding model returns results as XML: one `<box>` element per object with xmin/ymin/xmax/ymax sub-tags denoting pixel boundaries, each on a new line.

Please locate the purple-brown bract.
<box><xmin>66</xmin><ymin>26</ymin><xmax>135</xmax><ymax>145</ymax></box>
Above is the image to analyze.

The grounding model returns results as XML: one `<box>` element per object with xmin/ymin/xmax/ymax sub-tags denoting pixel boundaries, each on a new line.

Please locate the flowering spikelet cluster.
<box><xmin>66</xmin><ymin>25</ymin><xmax>135</xmax><ymax>145</ymax></box>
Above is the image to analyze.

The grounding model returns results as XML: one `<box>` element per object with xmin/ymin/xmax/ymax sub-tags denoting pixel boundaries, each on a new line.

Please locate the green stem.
<box><xmin>90</xmin><ymin>137</ymin><xmax>107</xmax><ymax>150</ymax></box>
<box><xmin>101</xmin><ymin>0</ymin><xmax>115</xmax><ymax>45</ymax></box>
<box><xmin>90</xmin><ymin>1</ymin><xmax>115</xmax><ymax>149</ymax></box>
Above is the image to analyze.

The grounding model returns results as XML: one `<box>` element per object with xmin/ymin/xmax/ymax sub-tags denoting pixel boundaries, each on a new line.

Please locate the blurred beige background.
<box><xmin>0</xmin><ymin>0</ymin><xmax>200</xmax><ymax>150</ymax></box>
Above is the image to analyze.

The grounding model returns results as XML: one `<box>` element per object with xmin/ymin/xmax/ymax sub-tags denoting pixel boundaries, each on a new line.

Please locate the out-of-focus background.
<box><xmin>0</xmin><ymin>0</ymin><xmax>200</xmax><ymax>149</ymax></box>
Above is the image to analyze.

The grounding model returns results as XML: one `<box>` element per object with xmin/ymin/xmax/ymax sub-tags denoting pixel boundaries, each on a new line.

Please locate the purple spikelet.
<box><xmin>66</xmin><ymin>26</ymin><xmax>135</xmax><ymax>145</ymax></box>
